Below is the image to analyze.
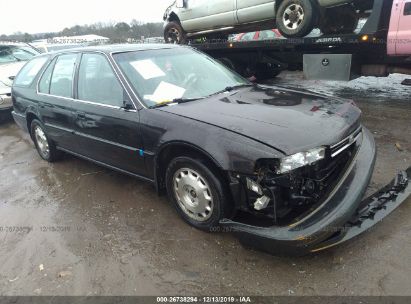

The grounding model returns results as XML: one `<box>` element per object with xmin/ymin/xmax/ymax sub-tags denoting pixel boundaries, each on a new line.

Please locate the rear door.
<box><xmin>37</xmin><ymin>53</ymin><xmax>79</xmax><ymax>149</ymax></box>
<box><xmin>396</xmin><ymin>0</ymin><xmax>411</xmax><ymax>55</ymax></box>
<box><xmin>72</xmin><ymin>52</ymin><xmax>146</xmax><ymax>176</ymax></box>
<box><xmin>236</xmin><ymin>0</ymin><xmax>275</xmax><ymax>24</ymax></box>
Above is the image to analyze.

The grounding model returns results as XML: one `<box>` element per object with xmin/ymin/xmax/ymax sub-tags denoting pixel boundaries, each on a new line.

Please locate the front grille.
<box><xmin>330</xmin><ymin>127</ymin><xmax>362</xmax><ymax>158</ymax></box>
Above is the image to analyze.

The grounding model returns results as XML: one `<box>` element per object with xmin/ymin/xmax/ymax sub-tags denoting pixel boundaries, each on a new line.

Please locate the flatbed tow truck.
<box><xmin>190</xmin><ymin>0</ymin><xmax>411</xmax><ymax>81</ymax></box>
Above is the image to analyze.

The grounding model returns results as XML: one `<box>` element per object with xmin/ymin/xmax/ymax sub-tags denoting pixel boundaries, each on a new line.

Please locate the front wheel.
<box><xmin>165</xmin><ymin>156</ymin><xmax>231</xmax><ymax>231</ymax></box>
<box><xmin>275</xmin><ymin>0</ymin><xmax>316</xmax><ymax>38</ymax></box>
<box><xmin>164</xmin><ymin>21</ymin><xmax>186</xmax><ymax>44</ymax></box>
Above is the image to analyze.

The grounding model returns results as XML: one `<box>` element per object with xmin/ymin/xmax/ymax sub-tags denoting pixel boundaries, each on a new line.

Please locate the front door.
<box><xmin>236</xmin><ymin>0</ymin><xmax>275</xmax><ymax>24</ymax></box>
<box><xmin>72</xmin><ymin>52</ymin><xmax>146</xmax><ymax>177</ymax></box>
<box><xmin>396</xmin><ymin>0</ymin><xmax>411</xmax><ymax>55</ymax></box>
<box><xmin>180</xmin><ymin>0</ymin><xmax>236</xmax><ymax>31</ymax></box>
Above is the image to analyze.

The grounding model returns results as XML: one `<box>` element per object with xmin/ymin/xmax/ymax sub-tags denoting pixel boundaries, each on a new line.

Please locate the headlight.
<box><xmin>277</xmin><ymin>147</ymin><xmax>325</xmax><ymax>174</ymax></box>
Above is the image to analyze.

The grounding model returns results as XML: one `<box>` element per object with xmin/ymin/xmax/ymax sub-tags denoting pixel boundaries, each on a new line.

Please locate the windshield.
<box><xmin>0</xmin><ymin>46</ymin><xmax>39</xmax><ymax>64</ymax></box>
<box><xmin>113</xmin><ymin>48</ymin><xmax>248</xmax><ymax>108</ymax></box>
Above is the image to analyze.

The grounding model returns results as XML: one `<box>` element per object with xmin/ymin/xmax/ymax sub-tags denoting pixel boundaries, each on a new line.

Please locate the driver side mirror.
<box><xmin>122</xmin><ymin>92</ymin><xmax>135</xmax><ymax>111</ymax></box>
<box><xmin>175</xmin><ymin>0</ymin><xmax>186</xmax><ymax>8</ymax></box>
<box><xmin>122</xmin><ymin>100</ymin><xmax>134</xmax><ymax>111</ymax></box>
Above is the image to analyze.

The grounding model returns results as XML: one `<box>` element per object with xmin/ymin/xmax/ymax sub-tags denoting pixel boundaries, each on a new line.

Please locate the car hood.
<box><xmin>0</xmin><ymin>61</ymin><xmax>26</xmax><ymax>86</ymax></box>
<box><xmin>159</xmin><ymin>85</ymin><xmax>362</xmax><ymax>155</ymax></box>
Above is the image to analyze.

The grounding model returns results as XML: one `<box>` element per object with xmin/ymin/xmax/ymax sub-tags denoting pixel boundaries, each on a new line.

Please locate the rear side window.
<box><xmin>49</xmin><ymin>54</ymin><xmax>77</xmax><ymax>98</ymax></box>
<box><xmin>14</xmin><ymin>56</ymin><xmax>48</xmax><ymax>87</ymax></box>
<box><xmin>405</xmin><ymin>2</ymin><xmax>411</xmax><ymax>16</ymax></box>
<box><xmin>38</xmin><ymin>58</ymin><xmax>57</xmax><ymax>94</ymax></box>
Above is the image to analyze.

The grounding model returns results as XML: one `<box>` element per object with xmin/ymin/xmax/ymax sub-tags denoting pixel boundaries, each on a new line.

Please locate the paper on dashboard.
<box><xmin>130</xmin><ymin>59</ymin><xmax>166</xmax><ymax>80</ymax></box>
<box><xmin>147</xmin><ymin>81</ymin><xmax>186</xmax><ymax>103</ymax></box>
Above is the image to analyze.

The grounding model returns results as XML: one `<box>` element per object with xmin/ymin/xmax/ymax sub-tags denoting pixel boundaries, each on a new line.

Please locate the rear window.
<box><xmin>14</xmin><ymin>56</ymin><xmax>49</xmax><ymax>87</ymax></box>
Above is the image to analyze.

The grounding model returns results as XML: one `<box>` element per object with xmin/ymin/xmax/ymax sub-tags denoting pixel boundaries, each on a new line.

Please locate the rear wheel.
<box><xmin>30</xmin><ymin>119</ymin><xmax>61</xmax><ymax>162</ymax></box>
<box><xmin>164</xmin><ymin>21</ymin><xmax>186</xmax><ymax>44</ymax></box>
<box><xmin>276</xmin><ymin>0</ymin><xmax>316</xmax><ymax>38</ymax></box>
<box><xmin>165</xmin><ymin>156</ymin><xmax>231</xmax><ymax>231</ymax></box>
<box><xmin>319</xmin><ymin>5</ymin><xmax>359</xmax><ymax>35</ymax></box>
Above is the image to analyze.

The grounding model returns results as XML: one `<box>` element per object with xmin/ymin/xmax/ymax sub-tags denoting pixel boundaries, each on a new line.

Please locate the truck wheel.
<box><xmin>166</xmin><ymin>156</ymin><xmax>231</xmax><ymax>231</ymax></box>
<box><xmin>319</xmin><ymin>6</ymin><xmax>359</xmax><ymax>35</ymax></box>
<box><xmin>255</xmin><ymin>63</ymin><xmax>282</xmax><ymax>80</ymax></box>
<box><xmin>164</xmin><ymin>21</ymin><xmax>186</xmax><ymax>44</ymax></box>
<box><xmin>276</xmin><ymin>0</ymin><xmax>316</xmax><ymax>38</ymax></box>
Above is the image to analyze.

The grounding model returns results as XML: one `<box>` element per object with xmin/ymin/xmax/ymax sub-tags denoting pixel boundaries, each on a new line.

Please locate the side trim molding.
<box><xmin>57</xmin><ymin>146</ymin><xmax>155</xmax><ymax>184</ymax></box>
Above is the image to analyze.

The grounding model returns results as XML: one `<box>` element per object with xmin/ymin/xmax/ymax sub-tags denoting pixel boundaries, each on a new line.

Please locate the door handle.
<box><xmin>76</xmin><ymin>112</ymin><xmax>86</xmax><ymax>119</ymax></box>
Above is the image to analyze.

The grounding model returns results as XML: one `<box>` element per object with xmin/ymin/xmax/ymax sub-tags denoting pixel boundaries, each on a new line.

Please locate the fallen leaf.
<box><xmin>39</xmin><ymin>264</ymin><xmax>44</xmax><ymax>271</ymax></box>
<box><xmin>395</xmin><ymin>142</ymin><xmax>404</xmax><ymax>151</ymax></box>
<box><xmin>58</xmin><ymin>271</ymin><xmax>72</xmax><ymax>278</ymax></box>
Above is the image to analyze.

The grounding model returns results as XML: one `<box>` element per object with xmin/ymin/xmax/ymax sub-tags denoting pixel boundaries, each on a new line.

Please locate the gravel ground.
<box><xmin>0</xmin><ymin>73</ymin><xmax>410</xmax><ymax>296</ymax></box>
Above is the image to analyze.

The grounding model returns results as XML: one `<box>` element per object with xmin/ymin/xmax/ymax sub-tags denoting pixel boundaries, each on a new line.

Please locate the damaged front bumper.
<box><xmin>221</xmin><ymin>129</ymin><xmax>411</xmax><ymax>256</ymax></box>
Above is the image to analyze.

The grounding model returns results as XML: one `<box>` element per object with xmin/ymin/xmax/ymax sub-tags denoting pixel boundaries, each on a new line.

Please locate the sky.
<box><xmin>0</xmin><ymin>0</ymin><xmax>172</xmax><ymax>35</ymax></box>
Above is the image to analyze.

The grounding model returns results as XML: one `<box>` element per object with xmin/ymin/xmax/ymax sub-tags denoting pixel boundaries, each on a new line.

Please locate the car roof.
<box><xmin>48</xmin><ymin>43</ymin><xmax>182</xmax><ymax>55</ymax></box>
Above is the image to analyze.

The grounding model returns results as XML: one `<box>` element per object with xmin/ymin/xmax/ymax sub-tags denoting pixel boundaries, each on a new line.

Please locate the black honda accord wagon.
<box><xmin>12</xmin><ymin>44</ymin><xmax>410</xmax><ymax>255</ymax></box>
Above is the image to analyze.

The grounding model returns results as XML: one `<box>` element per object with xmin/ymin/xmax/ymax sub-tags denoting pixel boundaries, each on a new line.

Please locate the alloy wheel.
<box><xmin>34</xmin><ymin>125</ymin><xmax>50</xmax><ymax>158</ymax></box>
<box><xmin>166</xmin><ymin>28</ymin><xmax>181</xmax><ymax>44</ymax></box>
<box><xmin>283</xmin><ymin>4</ymin><xmax>305</xmax><ymax>30</ymax></box>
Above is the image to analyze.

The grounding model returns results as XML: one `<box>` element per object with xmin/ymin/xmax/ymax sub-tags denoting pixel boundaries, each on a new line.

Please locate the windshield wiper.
<box><xmin>208</xmin><ymin>83</ymin><xmax>256</xmax><ymax>97</ymax></box>
<box><xmin>149</xmin><ymin>97</ymin><xmax>203</xmax><ymax>109</ymax></box>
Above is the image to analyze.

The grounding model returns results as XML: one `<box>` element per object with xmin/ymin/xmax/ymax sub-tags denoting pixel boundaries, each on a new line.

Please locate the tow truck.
<box><xmin>191</xmin><ymin>0</ymin><xmax>411</xmax><ymax>81</ymax></box>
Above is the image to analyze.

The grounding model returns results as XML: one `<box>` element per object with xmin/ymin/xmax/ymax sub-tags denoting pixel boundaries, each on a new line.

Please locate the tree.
<box><xmin>23</xmin><ymin>33</ymin><xmax>33</xmax><ymax>42</ymax></box>
<box><xmin>0</xmin><ymin>21</ymin><xmax>164</xmax><ymax>43</ymax></box>
<box><xmin>114</xmin><ymin>22</ymin><xmax>131</xmax><ymax>42</ymax></box>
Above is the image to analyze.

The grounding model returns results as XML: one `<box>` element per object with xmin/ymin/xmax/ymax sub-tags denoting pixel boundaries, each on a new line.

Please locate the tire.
<box><xmin>0</xmin><ymin>109</ymin><xmax>12</xmax><ymax>124</ymax></box>
<box><xmin>164</xmin><ymin>21</ymin><xmax>187</xmax><ymax>44</ymax></box>
<box><xmin>275</xmin><ymin>0</ymin><xmax>316</xmax><ymax>38</ymax></box>
<box><xmin>165</xmin><ymin>156</ymin><xmax>231</xmax><ymax>231</ymax></box>
<box><xmin>255</xmin><ymin>63</ymin><xmax>282</xmax><ymax>80</ymax></box>
<box><xmin>30</xmin><ymin>119</ymin><xmax>61</xmax><ymax>162</ymax></box>
<box><xmin>319</xmin><ymin>6</ymin><xmax>359</xmax><ymax>35</ymax></box>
